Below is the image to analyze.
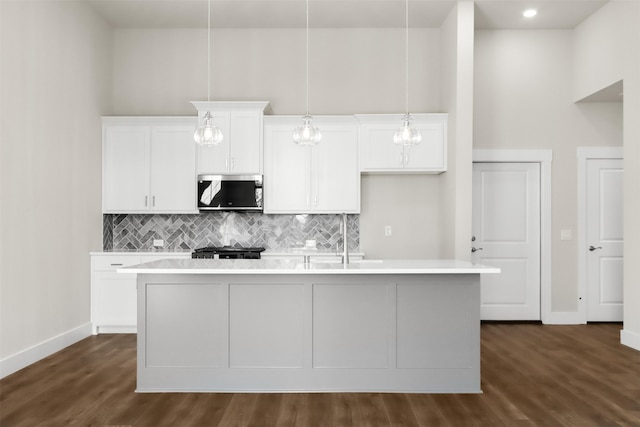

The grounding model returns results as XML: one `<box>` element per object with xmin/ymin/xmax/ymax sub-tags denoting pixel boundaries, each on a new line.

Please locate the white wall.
<box><xmin>473</xmin><ymin>30</ymin><xmax>623</xmax><ymax>313</ymax></box>
<box><xmin>572</xmin><ymin>1</ymin><xmax>635</xmax><ymax>102</ymax></box>
<box><xmin>112</xmin><ymin>28</ymin><xmax>442</xmax><ymax>115</ymax></box>
<box><xmin>0</xmin><ymin>0</ymin><xmax>111</xmax><ymax>376</ymax></box>
<box><xmin>112</xmin><ymin>27</ymin><xmax>453</xmax><ymax>259</ymax></box>
<box><xmin>573</xmin><ymin>0</ymin><xmax>640</xmax><ymax>349</ymax></box>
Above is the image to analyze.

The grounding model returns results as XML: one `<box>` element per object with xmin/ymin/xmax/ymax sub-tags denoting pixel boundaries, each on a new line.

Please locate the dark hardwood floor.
<box><xmin>1</xmin><ymin>323</ymin><xmax>639</xmax><ymax>426</ymax></box>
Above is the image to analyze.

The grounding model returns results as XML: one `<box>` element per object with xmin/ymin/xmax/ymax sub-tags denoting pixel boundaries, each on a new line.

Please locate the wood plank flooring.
<box><xmin>1</xmin><ymin>323</ymin><xmax>639</xmax><ymax>426</ymax></box>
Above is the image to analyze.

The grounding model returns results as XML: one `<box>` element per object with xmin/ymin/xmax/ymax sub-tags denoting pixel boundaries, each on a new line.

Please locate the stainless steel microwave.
<box><xmin>197</xmin><ymin>174</ymin><xmax>263</xmax><ymax>212</ymax></box>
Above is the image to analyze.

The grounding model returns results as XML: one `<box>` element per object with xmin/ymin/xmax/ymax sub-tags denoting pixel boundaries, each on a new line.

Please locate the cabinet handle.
<box><xmin>231</xmin><ymin>158</ymin><xmax>235</xmax><ymax>170</ymax></box>
<box><xmin>110</xmin><ymin>263</ymin><xmax>124</xmax><ymax>266</ymax></box>
<box><xmin>225</xmin><ymin>158</ymin><xmax>229</xmax><ymax>170</ymax></box>
<box><xmin>152</xmin><ymin>196</ymin><xmax>156</xmax><ymax>207</ymax></box>
<box><xmin>398</xmin><ymin>153</ymin><xmax>404</xmax><ymax>165</ymax></box>
<box><xmin>144</xmin><ymin>196</ymin><xmax>148</xmax><ymax>207</ymax></box>
<box><xmin>404</xmin><ymin>152</ymin><xmax>410</xmax><ymax>165</ymax></box>
<box><xmin>314</xmin><ymin>195</ymin><xmax>318</xmax><ymax>207</ymax></box>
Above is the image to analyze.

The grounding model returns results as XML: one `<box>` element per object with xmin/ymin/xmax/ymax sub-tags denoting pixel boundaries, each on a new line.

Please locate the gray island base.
<box><xmin>123</xmin><ymin>259</ymin><xmax>499</xmax><ymax>393</ymax></box>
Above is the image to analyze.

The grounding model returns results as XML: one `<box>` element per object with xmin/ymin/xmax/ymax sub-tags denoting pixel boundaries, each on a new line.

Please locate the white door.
<box><xmin>586</xmin><ymin>159</ymin><xmax>624</xmax><ymax>321</ymax></box>
<box><xmin>472</xmin><ymin>162</ymin><xmax>541</xmax><ymax>320</ymax></box>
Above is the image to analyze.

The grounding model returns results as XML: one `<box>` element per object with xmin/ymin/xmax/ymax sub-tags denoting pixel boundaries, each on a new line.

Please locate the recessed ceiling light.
<box><xmin>523</xmin><ymin>9</ymin><xmax>538</xmax><ymax>18</ymax></box>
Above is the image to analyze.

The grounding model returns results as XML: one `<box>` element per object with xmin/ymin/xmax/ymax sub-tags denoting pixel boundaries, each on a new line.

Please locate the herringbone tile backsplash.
<box><xmin>104</xmin><ymin>213</ymin><xmax>359</xmax><ymax>252</ymax></box>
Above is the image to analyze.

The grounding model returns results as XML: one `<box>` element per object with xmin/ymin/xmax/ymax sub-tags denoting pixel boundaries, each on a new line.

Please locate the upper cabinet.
<box><xmin>102</xmin><ymin>117</ymin><xmax>197</xmax><ymax>214</ymax></box>
<box><xmin>192</xmin><ymin>101</ymin><xmax>271</xmax><ymax>175</ymax></box>
<box><xmin>356</xmin><ymin>114</ymin><xmax>448</xmax><ymax>173</ymax></box>
<box><xmin>263</xmin><ymin>116</ymin><xmax>360</xmax><ymax>214</ymax></box>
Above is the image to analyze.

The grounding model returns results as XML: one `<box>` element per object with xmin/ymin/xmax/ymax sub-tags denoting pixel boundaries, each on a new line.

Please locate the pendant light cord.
<box><xmin>207</xmin><ymin>0</ymin><xmax>211</xmax><ymax>103</ymax></box>
<box><xmin>405</xmin><ymin>0</ymin><xmax>409</xmax><ymax>115</ymax></box>
<box><xmin>306</xmin><ymin>0</ymin><xmax>310</xmax><ymax>115</ymax></box>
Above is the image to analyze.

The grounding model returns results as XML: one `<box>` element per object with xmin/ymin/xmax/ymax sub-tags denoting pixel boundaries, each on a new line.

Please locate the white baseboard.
<box><xmin>0</xmin><ymin>323</ymin><xmax>92</xmax><ymax>379</ymax></box>
<box><xmin>621</xmin><ymin>329</ymin><xmax>640</xmax><ymax>351</ymax></box>
<box><xmin>543</xmin><ymin>311</ymin><xmax>584</xmax><ymax>325</ymax></box>
<box><xmin>96</xmin><ymin>325</ymin><xmax>136</xmax><ymax>334</ymax></box>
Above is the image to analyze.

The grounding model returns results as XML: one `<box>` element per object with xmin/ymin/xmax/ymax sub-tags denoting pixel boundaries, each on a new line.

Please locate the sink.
<box><xmin>310</xmin><ymin>259</ymin><xmax>383</xmax><ymax>264</ymax></box>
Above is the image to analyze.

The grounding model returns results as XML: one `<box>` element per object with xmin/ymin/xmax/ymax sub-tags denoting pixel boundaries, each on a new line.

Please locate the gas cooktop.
<box><xmin>192</xmin><ymin>246</ymin><xmax>265</xmax><ymax>259</ymax></box>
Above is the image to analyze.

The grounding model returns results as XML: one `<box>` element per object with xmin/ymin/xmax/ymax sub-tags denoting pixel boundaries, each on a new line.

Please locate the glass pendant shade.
<box><xmin>194</xmin><ymin>111</ymin><xmax>223</xmax><ymax>146</ymax></box>
<box><xmin>393</xmin><ymin>114</ymin><xmax>422</xmax><ymax>147</ymax></box>
<box><xmin>293</xmin><ymin>114</ymin><xmax>322</xmax><ymax>146</ymax></box>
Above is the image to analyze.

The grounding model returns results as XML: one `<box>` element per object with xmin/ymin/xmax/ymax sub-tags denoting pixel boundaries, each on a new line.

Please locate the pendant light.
<box><xmin>194</xmin><ymin>0</ymin><xmax>223</xmax><ymax>146</ymax></box>
<box><xmin>393</xmin><ymin>0</ymin><xmax>422</xmax><ymax>147</ymax></box>
<box><xmin>292</xmin><ymin>0</ymin><xmax>321</xmax><ymax>146</ymax></box>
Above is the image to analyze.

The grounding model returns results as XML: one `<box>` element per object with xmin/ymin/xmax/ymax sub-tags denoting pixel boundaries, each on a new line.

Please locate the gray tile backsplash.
<box><xmin>103</xmin><ymin>212</ymin><xmax>359</xmax><ymax>252</ymax></box>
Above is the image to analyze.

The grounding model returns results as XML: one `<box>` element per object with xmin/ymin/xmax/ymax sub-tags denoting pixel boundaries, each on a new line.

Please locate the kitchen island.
<box><xmin>123</xmin><ymin>258</ymin><xmax>499</xmax><ymax>393</ymax></box>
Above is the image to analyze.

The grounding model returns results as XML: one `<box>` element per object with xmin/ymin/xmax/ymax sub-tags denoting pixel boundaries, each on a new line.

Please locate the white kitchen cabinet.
<box><xmin>102</xmin><ymin>117</ymin><xmax>197</xmax><ymax>214</ymax></box>
<box><xmin>356</xmin><ymin>114</ymin><xmax>447</xmax><ymax>173</ymax></box>
<box><xmin>192</xmin><ymin>102</ymin><xmax>270</xmax><ymax>175</ymax></box>
<box><xmin>263</xmin><ymin>116</ymin><xmax>360</xmax><ymax>214</ymax></box>
<box><xmin>90</xmin><ymin>252</ymin><xmax>190</xmax><ymax>334</ymax></box>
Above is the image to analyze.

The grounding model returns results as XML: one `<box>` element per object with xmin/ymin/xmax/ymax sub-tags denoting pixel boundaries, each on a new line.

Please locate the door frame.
<box><xmin>577</xmin><ymin>147</ymin><xmax>624</xmax><ymax>324</ymax></box>
<box><xmin>473</xmin><ymin>149</ymin><xmax>552</xmax><ymax>324</ymax></box>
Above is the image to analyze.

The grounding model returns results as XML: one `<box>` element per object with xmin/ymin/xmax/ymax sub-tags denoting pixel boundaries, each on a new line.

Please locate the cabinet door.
<box><xmin>314</xmin><ymin>125</ymin><xmax>360</xmax><ymax>213</ymax></box>
<box><xmin>196</xmin><ymin>112</ymin><xmax>231</xmax><ymax>174</ymax></box>
<box><xmin>402</xmin><ymin>122</ymin><xmax>446</xmax><ymax>171</ymax></box>
<box><xmin>150</xmin><ymin>126</ymin><xmax>197</xmax><ymax>213</ymax></box>
<box><xmin>103</xmin><ymin>126</ymin><xmax>150</xmax><ymax>212</ymax></box>
<box><xmin>357</xmin><ymin>114</ymin><xmax>447</xmax><ymax>173</ymax></box>
<box><xmin>264</xmin><ymin>124</ymin><xmax>310</xmax><ymax>213</ymax></box>
<box><xmin>93</xmin><ymin>272</ymin><xmax>138</xmax><ymax>332</ymax></box>
<box><xmin>229</xmin><ymin>110</ymin><xmax>262</xmax><ymax>174</ymax></box>
<box><xmin>359</xmin><ymin>125</ymin><xmax>405</xmax><ymax>171</ymax></box>
<box><xmin>91</xmin><ymin>254</ymin><xmax>141</xmax><ymax>334</ymax></box>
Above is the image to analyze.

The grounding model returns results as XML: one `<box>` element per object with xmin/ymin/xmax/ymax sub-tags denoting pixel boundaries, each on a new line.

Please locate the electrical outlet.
<box><xmin>153</xmin><ymin>239</ymin><xmax>164</xmax><ymax>247</ymax></box>
<box><xmin>384</xmin><ymin>226</ymin><xmax>392</xmax><ymax>237</ymax></box>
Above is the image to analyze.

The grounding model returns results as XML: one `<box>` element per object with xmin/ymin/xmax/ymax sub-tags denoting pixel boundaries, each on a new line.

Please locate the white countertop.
<box><xmin>120</xmin><ymin>258</ymin><xmax>500</xmax><ymax>275</ymax></box>
<box><xmin>91</xmin><ymin>250</ymin><xmax>364</xmax><ymax>257</ymax></box>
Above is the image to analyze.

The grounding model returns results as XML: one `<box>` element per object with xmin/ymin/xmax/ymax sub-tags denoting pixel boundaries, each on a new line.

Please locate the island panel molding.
<box><xmin>313</xmin><ymin>283</ymin><xmax>390</xmax><ymax>369</ymax></box>
<box><xmin>229</xmin><ymin>283</ymin><xmax>306</xmax><ymax>368</ymax></box>
<box><xmin>146</xmin><ymin>283</ymin><xmax>224</xmax><ymax>368</ymax></box>
<box><xmin>128</xmin><ymin>259</ymin><xmax>498</xmax><ymax>393</ymax></box>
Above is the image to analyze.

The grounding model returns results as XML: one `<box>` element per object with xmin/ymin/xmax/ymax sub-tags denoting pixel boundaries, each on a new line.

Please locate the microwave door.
<box><xmin>197</xmin><ymin>178</ymin><xmax>262</xmax><ymax>211</ymax></box>
<box><xmin>198</xmin><ymin>179</ymin><xmax>222</xmax><ymax>209</ymax></box>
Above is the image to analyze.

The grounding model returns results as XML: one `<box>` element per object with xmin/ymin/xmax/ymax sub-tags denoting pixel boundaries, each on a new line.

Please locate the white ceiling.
<box><xmin>87</xmin><ymin>0</ymin><xmax>609</xmax><ymax>29</ymax></box>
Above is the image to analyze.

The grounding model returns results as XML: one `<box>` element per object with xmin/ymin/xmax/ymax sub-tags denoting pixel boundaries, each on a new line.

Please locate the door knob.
<box><xmin>588</xmin><ymin>245</ymin><xmax>602</xmax><ymax>252</ymax></box>
<box><xmin>471</xmin><ymin>247</ymin><xmax>484</xmax><ymax>253</ymax></box>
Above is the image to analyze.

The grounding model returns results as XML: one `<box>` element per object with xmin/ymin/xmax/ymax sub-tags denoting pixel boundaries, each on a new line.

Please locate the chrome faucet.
<box><xmin>340</xmin><ymin>213</ymin><xmax>349</xmax><ymax>265</ymax></box>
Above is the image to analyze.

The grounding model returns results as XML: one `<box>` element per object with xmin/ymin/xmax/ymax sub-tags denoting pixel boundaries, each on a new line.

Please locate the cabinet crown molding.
<box><xmin>101</xmin><ymin>116</ymin><xmax>197</xmax><ymax>126</ymax></box>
